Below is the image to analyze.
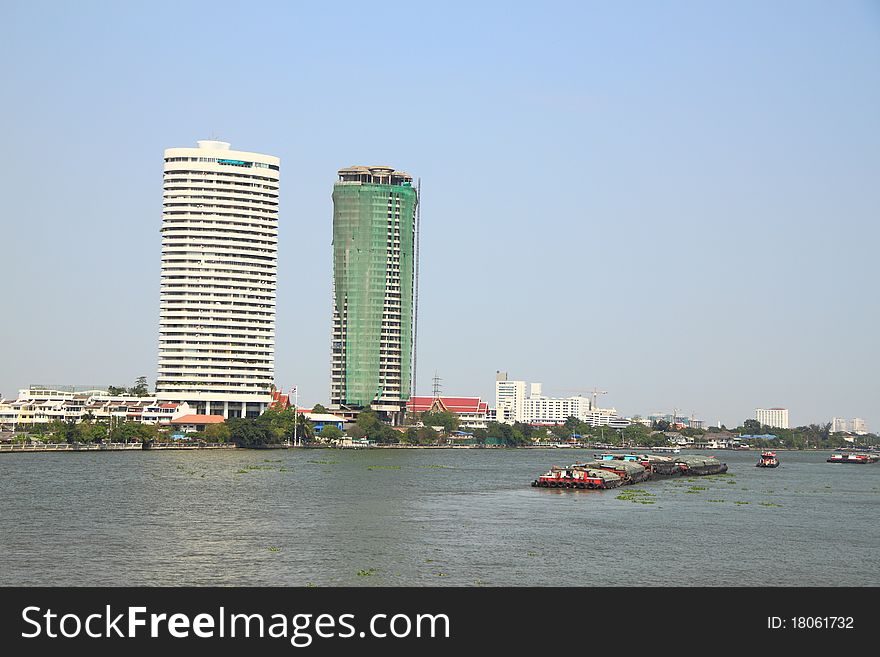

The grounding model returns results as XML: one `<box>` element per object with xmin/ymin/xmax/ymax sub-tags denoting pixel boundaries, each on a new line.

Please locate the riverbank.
<box><xmin>0</xmin><ymin>442</ymin><xmax>237</xmax><ymax>453</ymax></box>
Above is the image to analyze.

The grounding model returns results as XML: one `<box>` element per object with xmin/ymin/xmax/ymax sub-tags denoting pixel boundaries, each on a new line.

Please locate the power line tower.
<box><xmin>432</xmin><ymin>372</ymin><xmax>442</xmax><ymax>399</ymax></box>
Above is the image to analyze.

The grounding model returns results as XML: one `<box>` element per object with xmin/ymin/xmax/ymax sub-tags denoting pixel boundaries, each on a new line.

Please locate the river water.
<box><xmin>0</xmin><ymin>448</ymin><xmax>876</xmax><ymax>586</ymax></box>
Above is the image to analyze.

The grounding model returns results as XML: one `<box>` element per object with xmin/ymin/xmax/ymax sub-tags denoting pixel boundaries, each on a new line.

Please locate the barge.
<box><xmin>532</xmin><ymin>453</ymin><xmax>728</xmax><ymax>491</ymax></box>
<box><xmin>532</xmin><ymin>466</ymin><xmax>623</xmax><ymax>489</ymax></box>
<box><xmin>827</xmin><ymin>452</ymin><xmax>878</xmax><ymax>464</ymax></box>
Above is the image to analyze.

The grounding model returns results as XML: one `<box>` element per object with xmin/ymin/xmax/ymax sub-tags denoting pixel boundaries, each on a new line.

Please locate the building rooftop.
<box><xmin>337</xmin><ymin>165</ymin><xmax>413</xmax><ymax>186</ymax></box>
<box><xmin>171</xmin><ymin>414</ymin><xmax>225</xmax><ymax>425</ymax></box>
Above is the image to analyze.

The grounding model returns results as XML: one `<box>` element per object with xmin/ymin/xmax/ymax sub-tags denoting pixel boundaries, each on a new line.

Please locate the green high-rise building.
<box><xmin>330</xmin><ymin>166</ymin><xmax>418</xmax><ymax>423</ymax></box>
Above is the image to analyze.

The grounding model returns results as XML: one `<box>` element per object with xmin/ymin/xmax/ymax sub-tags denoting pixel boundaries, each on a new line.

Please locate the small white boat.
<box><xmin>651</xmin><ymin>446</ymin><xmax>681</xmax><ymax>453</ymax></box>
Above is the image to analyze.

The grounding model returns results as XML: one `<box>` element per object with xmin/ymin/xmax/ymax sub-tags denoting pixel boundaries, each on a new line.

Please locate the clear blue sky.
<box><xmin>1</xmin><ymin>1</ymin><xmax>878</xmax><ymax>429</ymax></box>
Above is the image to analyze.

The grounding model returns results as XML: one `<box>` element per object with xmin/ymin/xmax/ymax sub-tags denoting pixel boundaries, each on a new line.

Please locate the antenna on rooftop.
<box><xmin>432</xmin><ymin>371</ymin><xmax>442</xmax><ymax>399</ymax></box>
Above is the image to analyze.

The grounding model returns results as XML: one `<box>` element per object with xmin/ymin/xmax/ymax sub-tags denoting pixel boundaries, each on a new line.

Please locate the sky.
<box><xmin>0</xmin><ymin>0</ymin><xmax>878</xmax><ymax>429</ymax></box>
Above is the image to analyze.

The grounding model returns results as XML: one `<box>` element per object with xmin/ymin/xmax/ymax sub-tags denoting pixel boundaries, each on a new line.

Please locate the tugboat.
<box><xmin>756</xmin><ymin>451</ymin><xmax>779</xmax><ymax>468</ymax></box>
<box><xmin>531</xmin><ymin>466</ymin><xmax>623</xmax><ymax>489</ymax></box>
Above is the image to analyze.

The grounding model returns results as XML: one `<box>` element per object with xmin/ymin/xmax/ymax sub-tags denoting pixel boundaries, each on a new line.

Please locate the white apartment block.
<box><xmin>832</xmin><ymin>417</ymin><xmax>868</xmax><ymax>434</ymax></box>
<box><xmin>157</xmin><ymin>140</ymin><xmax>279</xmax><ymax>418</ymax></box>
<box><xmin>494</xmin><ymin>373</ymin><xmax>624</xmax><ymax>427</ymax></box>
<box><xmin>494</xmin><ymin>372</ymin><xmax>525</xmax><ymax>424</ymax></box>
<box><xmin>756</xmin><ymin>407</ymin><xmax>789</xmax><ymax>429</ymax></box>
<box><xmin>831</xmin><ymin>417</ymin><xmax>850</xmax><ymax>433</ymax></box>
<box><xmin>0</xmin><ymin>388</ymin><xmax>192</xmax><ymax>429</ymax></box>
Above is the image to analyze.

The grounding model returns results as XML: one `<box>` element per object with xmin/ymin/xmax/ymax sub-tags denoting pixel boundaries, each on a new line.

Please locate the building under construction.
<box><xmin>330</xmin><ymin>166</ymin><xmax>418</xmax><ymax>424</ymax></box>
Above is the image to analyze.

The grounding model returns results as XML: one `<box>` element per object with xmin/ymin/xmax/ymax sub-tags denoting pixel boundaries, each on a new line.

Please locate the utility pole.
<box><xmin>432</xmin><ymin>372</ymin><xmax>442</xmax><ymax>399</ymax></box>
<box><xmin>292</xmin><ymin>386</ymin><xmax>298</xmax><ymax>447</ymax></box>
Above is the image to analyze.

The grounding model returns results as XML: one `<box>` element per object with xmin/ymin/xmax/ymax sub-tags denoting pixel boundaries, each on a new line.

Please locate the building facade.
<box><xmin>0</xmin><ymin>387</ymin><xmax>193</xmax><ymax>429</ymax></box>
<box><xmin>330</xmin><ymin>166</ymin><xmax>418</xmax><ymax>423</ymax></box>
<box><xmin>157</xmin><ymin>140</ymin><xmax>280</xmax><ymax>418</ymax></box>
<box><xmin>494</xmin><ymin>372</ymin><xmax>526</xmax><ymax>424</ymax></box>
<box><xmin>494</xmin><ymin>373</ymin><xmax>624</xmax><ymax>427</ymax></box>
<box><xmin>756</xmin><ymin>407</ymin><xmax>789</xmax><ymax>429</ymax></box>
<box><xmin>406</xmin><ymin>396</ymin><xmax>490</xmax><ymax>430</ymax></box>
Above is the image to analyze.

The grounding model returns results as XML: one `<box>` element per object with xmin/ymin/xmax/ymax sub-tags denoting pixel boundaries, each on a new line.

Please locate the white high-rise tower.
<box><xmin>156</xmin><ymin>140</ymin><xmax>280</xmax><ymax>418</ymax></box>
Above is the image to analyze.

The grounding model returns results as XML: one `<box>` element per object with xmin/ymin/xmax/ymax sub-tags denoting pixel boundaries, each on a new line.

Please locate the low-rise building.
<box><xmin>170</xmin><ymin>414</ymin><xmax>225</xmax><ymax>434</ymax></box>
<box><xmin>0</xmin><ymin>387</ymin><xmax>193</xmax><ymax>429</ymax></box>
<box><xmin>406</xmin><ymin>396</ymin><xmax>489</xmax><ymax>429</ymax></box>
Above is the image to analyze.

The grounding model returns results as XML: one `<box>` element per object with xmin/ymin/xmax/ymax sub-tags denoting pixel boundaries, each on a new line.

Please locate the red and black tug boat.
<box><xmin>756</xmin><ymin>451</ymin><xmax>779</xmax><ymax>468</ymax></box>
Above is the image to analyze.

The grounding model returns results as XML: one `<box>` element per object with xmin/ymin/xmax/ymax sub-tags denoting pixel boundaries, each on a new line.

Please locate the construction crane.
<box><xmin>588</xmin><ymin>387</ymin><xmax>608</xmax><ymax>410</ymax></box>
<box><xmin>555</xmin><ymin>386</ymin><xmax>608</xmax><ymax>410</ymax></box>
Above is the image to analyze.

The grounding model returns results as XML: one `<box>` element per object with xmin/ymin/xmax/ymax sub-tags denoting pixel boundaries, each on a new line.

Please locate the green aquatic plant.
<box><xmin>707</xmin><ymin>499</ymin><xmax>725</xmax><ymax>503</ymax></box>
<box><xmin>616</xmin><ymin>490</ymin><xmax>657</xmax><ymax>503</ymax></box>
<box><xmin>357</xmin><ymin>568</ymin><xmax>378</xmax><ymax>577</ymax></box>
<box><xmin>734</xmin><ymin>501</ymin><xmax>750</xmax><ymax>505</ymax></box>
<box><xmin>367</xmin><ymin>465</ymin><xmax>402</xmax><ymax>470</ymax></box>
<box><xmin>688</xmin><ymin>486</ymin><xmax>707</xmax><ymax>491</ymax></box>
<box><xmin>759</xmin><ymin>502</ymin><xmax>782</xmax><ymax>508</ymax></box>
<box><xmin>235</xmin><ymin>469</ymin><xmax>249</xmax><ymax>474</ymax></box>
<box><xmin>267</xmin><ymin>546</ymin><xmax>281</xmax><ymax>553</ymax></box>
<box><xmin>308</xmin><ymin>459</ymin><xmax>338</xmax><ymax>465</ymax></box>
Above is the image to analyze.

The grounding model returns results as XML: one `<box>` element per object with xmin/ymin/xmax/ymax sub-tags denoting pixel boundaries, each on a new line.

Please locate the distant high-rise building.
<box><xmin>756</xmin><ymin>407</ymin><xmax>789</xmax><ymax>429</ymax></box>
<box><xmin>330</xmin><ymin>166</ymin><xmax>418</xmax><ymax>423</ymax></box>
<box><xmin>495</xmin><ymin>372</ymin><xmax>526</xmax><ymax>424</ymax></box>
<box><xmin>831</xmin><ymin>417</ymin><xmax>850</xmax><ymax>433</ymax></box>
<box><xmin>156</xmin><ymin>140</ymin><xmax>279</xmax><ymax>418</ymax></box>
<box><xmin>851</xmin><ymin>418</ymin><xmax>867</xmax><ymax>434</ymax></box>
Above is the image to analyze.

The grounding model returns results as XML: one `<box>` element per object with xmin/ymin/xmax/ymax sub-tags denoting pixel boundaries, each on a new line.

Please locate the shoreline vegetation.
<box><xmin>3</xmin><ymin>406</ymin><xmax>877</xmax><ymax>454</ymax></box>
<box><xmin>0</xmin><ymin>442</ymin><xmax>874</xmax><ymax>454</ymax></box>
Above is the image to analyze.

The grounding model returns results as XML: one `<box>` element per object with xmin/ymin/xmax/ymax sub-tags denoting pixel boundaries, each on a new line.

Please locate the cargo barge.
<box><xmin>756</xmin><ymin>451</ymin><xmax>779</xmax><ymax>468</ymax></box>
<box><xmin>532</xmin><ymin>466</ymin><xmax>623</xmax><ymax>489</ymax></box>
<box><xmin>531</xmin><ymin>453</ymin><xmax>728</xmax><ymax>491</ymax></box>
<box><xmin>827</xmin><ymin>452</ymin><xmax>878</xmax><ymax>464</ymax></box>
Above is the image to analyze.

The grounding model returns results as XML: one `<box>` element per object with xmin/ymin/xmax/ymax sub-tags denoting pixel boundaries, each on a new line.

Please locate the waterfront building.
<box><xmin>831</xmin><ymin>417</ymin><xmax>850</xmax><ymax>433</ymax></box>
<box><xmin>0</xmin><ymin>387</ymin><xmax>193</xmax><ymax>429</ymax></box>
<box><xmin>645</xmin><ymin>412</ymin><xmax>704</xmax><ymax>430</ymax></box>
<box><xmin>851</xmin><ymin>418</ymin><xmax>868</xmax><ymax>435</ymax></box>
<box><xmin>170</xmin><ymin>414</ymin><xmax>225</xmax><ymax>434</ymax></box>
<box><xmin>756</xmin><ymin>407</ymin><xmax>789</xmax><ymax>429</ymax></box>
<box><xmin>494</xmin><ymin>372</ymin><xmax>526</xmax><ymax>424</ymax></box>
<box><xmin>157</xmin><ymin>140</ymin><xmax>280</xmax><ymax>418</ymax></box>
<box><xmin>406</xmin><ymin>396</ymin><xmax>490</xmax><ymax>430</ymax></box>
<box><xmin>330</xmin><ymin>166</ymin><xmax>418</xmax><ymax>424</ymax></box>
<box><xmin>494</xmin><ymin>373</ymin><xmax>625</xmax><ymax>427</ymax></box>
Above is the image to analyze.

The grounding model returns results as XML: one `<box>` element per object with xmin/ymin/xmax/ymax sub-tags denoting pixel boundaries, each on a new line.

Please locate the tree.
<box><xmin>742</xmin><ymin>419</ymin><xmax>762</xmax><ymax>434</ymax></box>
<box><xmin>311</xmin><ymin>404</ymin><xmax>330</xmax><ymax>414</ymax></box>
<box><xmin>79</xmin><ymin>421</ymin><xmax>107</xmax><ymax>444</ymax></box>
<box><xmin>202</xmin><ymin>423</ymin><xmax>230</xmax><ymax>443</ymax></box>
<box><xmin>652</xmin><ymin>419</ymin><xmax>671</xmax><ymax>431</ymax></box>
<box><xmin>106</xmin><ymin>385</ymin><xmax>127</xmax><ymax>396</ymax></box>
<box><xmin>353</xmin><ymin>408</ymin><xmax>398</xmax><ymax>443</ymax></box>
<box><xmin>622</xmin><ymin>423</ymin><xmax>651</xmax><ymax>445</ymax></box>
<box><xmin>421</xmin><ymin>410</ymin><xmax>460</xmax><ymax>434</ymax></box>
<box><xmin>319</xmin><ymin>425</ymin><xmax>344</xmax><ymax>441</ymax></box>
<box><xmin>128</xmin><ymin>376</ymin><xmax>150</xmax><ymax>397</ymax></box>
<box><xmin>295</xmin><ymin>412</ymin><xmax>316</xmax><ymax>443</ymax></box>
<box><xmin>227</xmin><ymin>417</ymin><xmax>277</xmax><ymax>448</ymax></box>
<box><xmin>49</xmin><ymin>420</ymin><xmax>81</xmax><ymax>443</ymax></box>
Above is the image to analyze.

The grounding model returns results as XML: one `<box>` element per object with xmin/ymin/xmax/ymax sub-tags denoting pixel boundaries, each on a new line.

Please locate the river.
<box><xmin>0</xmin><ymin>448</ymin><xmax>876</xmax><ymax>586</ymax></box>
